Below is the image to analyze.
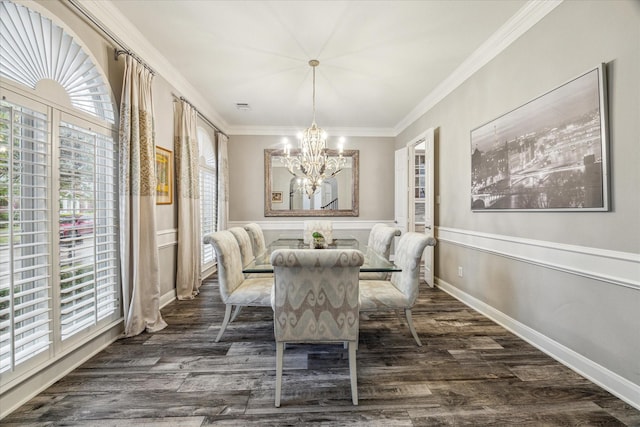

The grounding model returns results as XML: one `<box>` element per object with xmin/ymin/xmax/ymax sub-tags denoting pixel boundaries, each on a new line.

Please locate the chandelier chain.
<box><xmin>311</xmin><ymin>59</ymin><xmax>317</xmax><ymax>123</ymax></box>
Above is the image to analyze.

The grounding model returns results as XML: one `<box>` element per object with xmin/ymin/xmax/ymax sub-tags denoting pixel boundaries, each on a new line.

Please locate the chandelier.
<box><xmin>282</xmin><ymin>59</ymin><xmax>346</xmax><ymax>198</ymax></box>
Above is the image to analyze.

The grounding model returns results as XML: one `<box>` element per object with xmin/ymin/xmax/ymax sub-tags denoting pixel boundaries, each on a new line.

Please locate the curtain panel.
<box><xmin>175</xmin><ymin>100</ymin><xmax>202</xmax><ymax>299</ymax></box>
<box><xmin>217</xmin><ymin>132</ymin><xmax>229</xmax><ymax>231</ymax></box>
<box><xmin>118</xmin><ymin>55</ymin><xmax>167</xmax><ymax>336</ymax></box>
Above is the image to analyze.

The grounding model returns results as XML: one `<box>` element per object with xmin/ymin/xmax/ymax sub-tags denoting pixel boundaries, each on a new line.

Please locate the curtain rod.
<box><xmin>114</xmin><ymin>49</ymin><xmax>156</xmax><ymax>75</ymax></box>
<box><xmin>173</xmin><ymin>94</ymin><xmax>228</xmax><ymax>139</ymax></box>
<box><xmin>66</xmin><ymin>0</ymin><xmax>156</xmax><ymax>74</ymax></box>
<box><xmin>66</xmin><ymin>0</ymin><xmax>227</xmax><ymax>138</ymax></box>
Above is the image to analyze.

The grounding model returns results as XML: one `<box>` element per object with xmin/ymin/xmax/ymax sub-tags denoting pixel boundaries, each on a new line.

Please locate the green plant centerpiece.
<box><xmin>311</xmin><ymin>231</ymin><xmax>326</xmax><ymax>249</ymax></box>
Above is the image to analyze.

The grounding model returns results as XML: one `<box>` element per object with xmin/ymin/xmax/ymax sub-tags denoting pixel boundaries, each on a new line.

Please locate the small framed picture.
<box><xmin>271</xmin><ymin>191</ymin><xmax>283</xmax><ymax>204</ymax></box>
<box><xmin>155</xmin><ymin>146</ymin><xmax>173</xmax><ymax>205</ymax></box>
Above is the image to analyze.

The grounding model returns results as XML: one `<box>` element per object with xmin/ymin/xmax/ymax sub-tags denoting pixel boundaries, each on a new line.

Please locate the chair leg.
<box><xmin>405</xmin><ymin>308</ymin><xmax>422</xmax><ymax>347</ymax></box>
<box><xmin>275</xmin><ymin>341</ymin><xmax>284</xmax><ymax>407</ymax></box>
<box><xmin>215</xmin><ymin>304</ymin><xmax>233</xmax><ymax>343</ymax></box>
<box><xmin>348</xmin><ymin>341</ymin><xmax>358</xmax><ymax>405</ymax></box>
<box><xmin>231</xmin><ymin>305</ymin><xmax>243</xmax><ymax>322</ymax></box>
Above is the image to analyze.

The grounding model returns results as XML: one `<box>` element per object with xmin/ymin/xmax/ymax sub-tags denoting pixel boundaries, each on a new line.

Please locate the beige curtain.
<box><xmin>217</xmin><ymin>132</ymin><xmax>229</xmax><ymax>231</ymax></box>
<box><xmin>118</xmin><ymin>55</ymin><xmax>167</xmax><ymax>337</ymax></box>
<box><xmin>175</xmin><ymin>100</ymin><xmax>202</xmax><ymax>299</ymax></box>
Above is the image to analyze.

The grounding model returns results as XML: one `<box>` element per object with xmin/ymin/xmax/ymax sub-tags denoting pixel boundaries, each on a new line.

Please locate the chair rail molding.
<box><xmin>227</xmin><ymin>220</ymin><xmax>397</xmax><ymax>231</ymax></box>
<box><xmin>157</xmin><ymin>228</ymin><xmax>178</xmax><ymax>249</ymax></box>
<box><xmin>437</xmin><ymin>227</ymin><xmax>640</xmax><ymax>291</ymax></box>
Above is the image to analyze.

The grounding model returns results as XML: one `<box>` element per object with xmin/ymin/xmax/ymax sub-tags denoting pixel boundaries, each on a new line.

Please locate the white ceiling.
<box><xmin>105</xmin><ymin>0</ymin><xmax>534</xmax><ymax>136</ymax></box>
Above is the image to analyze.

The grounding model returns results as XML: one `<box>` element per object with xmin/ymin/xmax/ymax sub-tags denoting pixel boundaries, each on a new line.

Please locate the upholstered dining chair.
<box><xmin>271</xmin><ymin>248</ymin><xmax>364</xmax><ymax>407</ymax></box>
<box><xmin>359</xmin><ymin>223</ymin><xmax>402</xmax><ymax>280</ymax></box>
<box><xmin>359</xmin><ymin>232</ymin><xmax>436</xmax><ymax>346</ymax></box>
<box><xmin>229</xmin><ymin>226</ymin><xmax>271</xmax><ymax>284</ymax></box>
<box><xmin>203</xmin><ymin>230</ymin><xmax>273</xmax><ymax>342</ymax></box>
<box><xmin>244</xmin><ymin>222</ymin><xmax>267</xmax><ymax>258</ymax></box>
<box><xmin>228</xmin><ymin>227</ymin><xmax>255</xmax><ymax>268</ymax></box>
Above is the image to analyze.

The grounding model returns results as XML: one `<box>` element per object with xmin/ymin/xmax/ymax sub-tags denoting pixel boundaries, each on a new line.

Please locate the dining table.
<box><xmin>242</xmin><ymin>236</ymin><xmax>401</xmax><ymax>274</ymax></box>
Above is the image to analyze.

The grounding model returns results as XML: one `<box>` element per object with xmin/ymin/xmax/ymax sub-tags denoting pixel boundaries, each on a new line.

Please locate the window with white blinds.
<box><xmin>58</xmin><ymin>122</ymin><xmax>118</xmax><ymax>340</ymax></box>
<box><xmin>200</xmin><ymin>169</ymin><xmax>216</xmax><ymax>266</ymax></box>
<box><xmin>0</xmin><ymin>94</ymin><xmax>120</xmax><ymax>380</ymax></box>
<box><xmin>0</xmin><ymin>101</ymin><xmax>52</xmax><ymax>373</ymax></box>
<box><xmin>0</xmin><ymin>0</ymin><xmax>120</xmax><ymax>390</ymax></box>
<box><xmin>198</xmin><ymin>127</ymin><xmax>216</xmax><ymax>270</ymax></box>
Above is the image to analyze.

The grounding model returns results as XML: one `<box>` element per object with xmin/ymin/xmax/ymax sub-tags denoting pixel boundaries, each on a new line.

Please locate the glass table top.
<box><xmin>242</xmin><ymin>237</ymin><xmax>400</xmax><ymax>274</ymax></box>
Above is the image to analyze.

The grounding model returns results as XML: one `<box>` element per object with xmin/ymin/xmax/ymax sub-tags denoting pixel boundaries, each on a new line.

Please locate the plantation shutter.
<box><xmin>198</xmin><ymin>128</ymin><xmax>216</xmax><ymax>270</ymax></box>
<box><xmin>0</xmin><ymin>98</ymin><xmax>52</xmax><ymax>373</ymax></box>
<box><xmin>200</xmin><ymin>169</ymin><xmax>216</xmax><ymax>266</ymax></box>
<box><xmin>58</xmin><ymin>119</ymin><xmax>118</xmax><ymax>340</ymax></box>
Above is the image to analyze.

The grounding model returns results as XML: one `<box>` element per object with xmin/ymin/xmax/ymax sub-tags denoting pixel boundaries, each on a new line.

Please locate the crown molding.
<box><xmin>227</xmin><ymin>125</ymin><xmax>396</xmax><ymax>138</ymax></box>
<box><xmin>76</xmin><ymin>0</ymin><xmax>229</xmax><ymax>133</ymax></box>
<box><xmin>73</xmin><ymin>0</ymin><xmax>561</xmax><ymax>139</ymax></box>
<box><xmin>394</xmin><ymin>0</ymin><xmax>563</xmax><ymax>136</ymax></box>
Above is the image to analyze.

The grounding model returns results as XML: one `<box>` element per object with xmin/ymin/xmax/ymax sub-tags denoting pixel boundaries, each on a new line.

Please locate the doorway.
<box><xmin>395</xmin><ymin>128</ymin><xmax>435</xmax><ymax>286</ymax></box>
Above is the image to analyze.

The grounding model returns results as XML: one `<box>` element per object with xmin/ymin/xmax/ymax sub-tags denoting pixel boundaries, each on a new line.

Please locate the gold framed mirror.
<box><xmin>264</xmin><ymin>148</ymin><xmax>359</xmax><ymax>217</ymax></box>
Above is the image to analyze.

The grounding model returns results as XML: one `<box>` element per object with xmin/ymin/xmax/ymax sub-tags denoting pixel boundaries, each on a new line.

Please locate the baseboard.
<box><xmin>0</xmin><ymin>320</ymin><xmax>123</xmax><ymax>420</ymax></box>
<box><xmin>435</xmin><ymin>277</ymin><xmax>640</xmax><ymax>411</ymax></box>
<box><xmin>159</xmin><ymin>288</ymin><xmax>176</xmax><ymax>309</ymax></box>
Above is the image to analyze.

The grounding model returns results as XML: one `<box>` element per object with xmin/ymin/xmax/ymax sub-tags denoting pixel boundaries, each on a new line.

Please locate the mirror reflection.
<box><xmin>264</xmin><ymin>149</ymin><xmax>359</xmax><ymax>217</ymax></box>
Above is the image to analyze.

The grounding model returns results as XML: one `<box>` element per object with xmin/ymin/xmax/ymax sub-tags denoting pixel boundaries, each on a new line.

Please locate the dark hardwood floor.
<box><xmin>4</xmin><ymin>277</ymin><xmax>639</xmax><ymax>426</ymax></box>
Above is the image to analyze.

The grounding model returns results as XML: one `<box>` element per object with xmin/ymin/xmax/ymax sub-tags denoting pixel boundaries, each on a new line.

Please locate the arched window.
<box><xmin>0</xmin><ymin>0</ymin><xmax>119</xmax><ymax>384</ymax></box>
<box><xmin>0</xmin><ymin>1</ymin><xmax>116</xmax><ymax>123</ymax></box>
<box><xmin>198</xmin><ymin>126</ymin><xmax>217</xmax><ymax>270</ymax></box>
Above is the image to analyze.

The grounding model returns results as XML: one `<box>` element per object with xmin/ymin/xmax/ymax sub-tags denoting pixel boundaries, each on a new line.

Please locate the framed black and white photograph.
<box><xmin>470</xmin><ymin>64</ymin><xmax>609</xmax><ymax>211</ymax></box>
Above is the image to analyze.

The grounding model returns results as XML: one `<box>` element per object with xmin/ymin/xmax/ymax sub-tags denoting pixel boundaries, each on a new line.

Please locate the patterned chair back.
<box><xmin>205</xmin><ymin>230</ymin><xmax>245</xmax><ymax>302</ymax></box>
<box><xmin>389</xmin><ymin>232</ymin><xmax>431</xmax><ymax>306</ymax></box>
<box><xmin>228</xmin><ymin>227</ymin><xmax>255</xmax><ymax>267</ymax></box>
<box><xmin>244</xmin><ymin>222</ymin><xmax>267</xmax><ymax>257</ymax></box>
<box><xmin>271</xmin><ymin>249</ymin><xmax>364</xmax><ymax>342</ymax></box>
<box><xmin>367</xmin><ymin>223</ymin><xmax>401</xmax><ymax>259</ymax></box>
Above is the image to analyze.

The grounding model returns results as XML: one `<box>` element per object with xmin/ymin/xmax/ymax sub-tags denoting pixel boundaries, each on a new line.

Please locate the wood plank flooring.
<box><xmin>4</xmin><ymin>277</ymin><xmax>639</xmax><ymax>426</ymax></box>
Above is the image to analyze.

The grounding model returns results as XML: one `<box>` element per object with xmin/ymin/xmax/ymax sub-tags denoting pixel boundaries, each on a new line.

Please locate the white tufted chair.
<box><xmin>244</xmin><ymin>222</ymin><xmax>267</xmax><ymax>258</ymax></box>
<box><xmin>359</xmin><ymin>232</ymin><xmax>436</xmax><ymax>346</ymax></box>
<box><xmin>359</xmin><ymin>223</ymin><xmax>402</xmax><ymax>280</ymax></box>
<box><xmin>204</xmin><ymin>230</ymin><xmax>273</xmax><ymax>342</ymax></box>
<box><xmin>271</xmin><ymin>248</ymin><xmax>364</xmax><ymax>407</ymax></box>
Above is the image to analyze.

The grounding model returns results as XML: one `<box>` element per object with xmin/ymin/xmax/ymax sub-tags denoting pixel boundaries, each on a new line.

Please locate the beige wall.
<box><xmin>398</xmin><ymin>0</ymin><xmax>640</xmax><ymax>391</ymax></box>
<box><xmin>228</xmin><ymin>135</ymin><xmax>396</xmax><ymax>222</ymax></box>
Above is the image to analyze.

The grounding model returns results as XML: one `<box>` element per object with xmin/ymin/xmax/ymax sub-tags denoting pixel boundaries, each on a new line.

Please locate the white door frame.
<box><xmin>404</xmin><ymin>128</ymin><xmax>435</xmax><ymax>287</ymax></box>
<box><xmin>394</xmin><ymin>147</ymin><xmax>409</xmax><ymax>237</ymax></box>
